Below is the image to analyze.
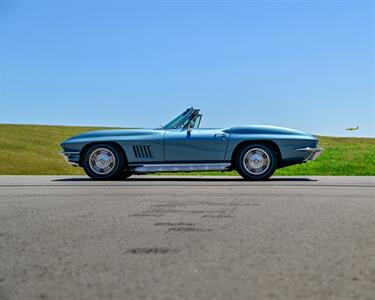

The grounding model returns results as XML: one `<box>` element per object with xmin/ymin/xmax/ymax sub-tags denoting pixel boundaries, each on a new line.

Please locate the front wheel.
<box><xmin>119</xmin><ymin>169</ymin><xmax>133</xmax><ymax>179</ymax></box>
<box><xmin>236</xmin><ymin>144</ymin><xmax>277</xmax><ymax>180</ymax></box>
<box><xmin>82</xmin><ymin>144</ymin><xmax>125</xmax><ymax>180</ymax></box>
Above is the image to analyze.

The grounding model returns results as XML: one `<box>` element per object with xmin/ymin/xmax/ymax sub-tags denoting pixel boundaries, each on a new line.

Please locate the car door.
<box><xmin>164</xmin><ymin>128</ymin><xmax>229</xmax><ymax>162</ymax></box>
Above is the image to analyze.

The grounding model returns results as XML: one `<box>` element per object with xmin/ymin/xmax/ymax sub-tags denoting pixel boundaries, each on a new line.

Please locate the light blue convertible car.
<box><xmin>60</xmin><ymin>107</ymin><xmax>322</xmax><ymax>180</ymax></box>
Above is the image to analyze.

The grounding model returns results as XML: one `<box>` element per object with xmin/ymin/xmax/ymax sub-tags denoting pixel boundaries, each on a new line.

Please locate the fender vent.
<box><xmin>133</xmin><ymin>145</ymin><xmax>152</xmax><ymax>158</ymax></box>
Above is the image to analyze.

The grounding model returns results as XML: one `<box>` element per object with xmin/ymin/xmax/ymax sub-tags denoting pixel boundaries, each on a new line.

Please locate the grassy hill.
<box><xmin>0</xmin><ymin>124</ymin><xmax>104</xmax><ymax>175</ymax></box>
<box><xmin>0</xmin><ymin>123</ymin><xmax>374</xmax><ymax>176</ymax></box>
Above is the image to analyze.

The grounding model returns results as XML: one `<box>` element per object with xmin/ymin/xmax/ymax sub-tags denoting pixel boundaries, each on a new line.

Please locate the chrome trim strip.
<box><xmin>296</xmin><ymin>147</ymin><xmax>322</xmax><ymax>152</ymax></box>
<box><xmin>59</xmin><ymin>151</ymin><xmax>80</xmax><ymax>156</ymax></box>
<box><xmin>130</xmin><ymin>163</ymin><xmax>231</xmax><ymax>174</ymax></box>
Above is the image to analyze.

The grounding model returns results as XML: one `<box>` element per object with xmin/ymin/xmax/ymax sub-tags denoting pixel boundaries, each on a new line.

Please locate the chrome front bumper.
<box><xmin>59</xmin><ymin>151</ymin><xmax>80</xmax><ymax>167</ymax></box>
<box><xmin>296</xmin><ymin>147</ymin><xmax>323</xmax><ymax>161</ymax></box>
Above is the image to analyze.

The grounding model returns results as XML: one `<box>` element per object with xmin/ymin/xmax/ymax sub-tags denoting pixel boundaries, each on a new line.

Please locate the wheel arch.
<box><xmin>79</xmin><ymin>141</ymin><xmax>128</xmax><ymax>167</ymax></box>
<box><xmin>231</xmin><ymin>140</ymin><xmax>282</xmax><ymax>168</ymax></box>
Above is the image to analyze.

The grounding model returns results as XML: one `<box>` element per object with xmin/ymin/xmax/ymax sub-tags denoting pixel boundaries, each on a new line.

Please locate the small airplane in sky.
<box><xmin>346</xmin><ymin>126</ymin><xmax>359</xmax><ymax>131</ymax></box>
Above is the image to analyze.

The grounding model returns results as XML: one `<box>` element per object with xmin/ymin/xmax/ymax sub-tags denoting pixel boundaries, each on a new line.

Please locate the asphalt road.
<box><xmin>0</xmin><ymin>175</ymin><xmax>374</xmax><ymax>300</ymax></box>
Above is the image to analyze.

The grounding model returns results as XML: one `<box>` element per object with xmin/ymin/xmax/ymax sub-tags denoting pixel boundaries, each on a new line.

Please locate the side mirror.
<box><xmin>187</xmin><ymin>124</ymin><xmax>192</xmax><ymax>133</ymax></box>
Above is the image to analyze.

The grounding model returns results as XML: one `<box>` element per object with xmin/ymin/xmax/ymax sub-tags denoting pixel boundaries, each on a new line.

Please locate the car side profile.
<box><xmin>60</xmin><ymin>107</ymin><xmax>322</xmax><ymax>180</ymax></box>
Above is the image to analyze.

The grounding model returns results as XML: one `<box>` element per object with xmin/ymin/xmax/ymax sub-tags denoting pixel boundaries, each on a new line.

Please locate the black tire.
<box><xmin>82</xmin><ymin>143</ymin><xmax>125</xmax><ymax>180</ymax></box>
<box><xmin>119</xmin><ymin>169</ymin><xmax>133</xmax><ymax>179</ymax></box>
<box><xmin>236</xmin><ymin>143</ymin><xmax>277</xmax><ymax>181</ymax></box>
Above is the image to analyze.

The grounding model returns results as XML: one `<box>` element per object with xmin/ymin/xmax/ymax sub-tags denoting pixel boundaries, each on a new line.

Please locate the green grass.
<box><xmin>275</xmin><ymin>136</ymin><xmax>375</xmax><ymax>176</ymax></box>
<box><xmin>0</xmin><ymin>124</ymin><xmax>104</xmax><ymax>175</ymax></box>
<box><xmin>0</xmin><ymin>124</ymin><xmax>374</xmax><ymax>175</ymax></box>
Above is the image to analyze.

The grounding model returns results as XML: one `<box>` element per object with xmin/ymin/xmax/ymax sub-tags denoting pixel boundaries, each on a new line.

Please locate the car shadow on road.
<box><xmin>53</xmin><ymin>177</ymin><xmax>317</xmax><ymax>182</ymax></box>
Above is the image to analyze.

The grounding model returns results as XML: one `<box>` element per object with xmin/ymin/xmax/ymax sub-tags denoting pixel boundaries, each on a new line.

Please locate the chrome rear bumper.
<box><xmin>59</xmin><ymin>151</ymin><xmax>80</xmax><ymax>167</ymax></box>
<box><xmin>296</xmin><ymin>147</ymin><xmax>323</xmax><ymax>161</ymax></box>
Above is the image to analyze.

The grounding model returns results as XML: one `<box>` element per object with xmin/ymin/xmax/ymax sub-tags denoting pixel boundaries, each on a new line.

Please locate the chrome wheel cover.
<box><xmin>88</xmin><ymin>148</ymin><xmax>116</xmax><ymax>175</ymax></box>
<box><xmin>243</xmin><ymin>148</ymin><xmax>270</xmax><ymax>175</ymax></box>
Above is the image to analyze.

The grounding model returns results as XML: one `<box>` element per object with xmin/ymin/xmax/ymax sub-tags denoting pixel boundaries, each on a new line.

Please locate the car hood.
<box><xmin>62</xmin><ymin>129</ymin><xmax>159</xmax><ymax>144</ymax></box>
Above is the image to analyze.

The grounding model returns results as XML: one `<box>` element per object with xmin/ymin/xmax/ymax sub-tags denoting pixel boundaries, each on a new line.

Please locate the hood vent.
<box><xmin>133</xmin><ymin>145</ymin><xmax>152</xmax><ymax>158</ymax></box>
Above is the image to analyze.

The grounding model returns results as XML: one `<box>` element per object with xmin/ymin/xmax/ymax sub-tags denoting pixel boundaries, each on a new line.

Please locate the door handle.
<box><xmin>214</xmin><ymin>134</ymin><xmax>227</xmax><ymax>139</ymax></box>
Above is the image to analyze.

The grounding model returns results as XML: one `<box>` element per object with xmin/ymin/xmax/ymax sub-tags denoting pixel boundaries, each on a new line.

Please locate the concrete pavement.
<box><xmin>0</xmin><ymin>176</ymin><xmax>374</xmax><ymax>300</ymax></box>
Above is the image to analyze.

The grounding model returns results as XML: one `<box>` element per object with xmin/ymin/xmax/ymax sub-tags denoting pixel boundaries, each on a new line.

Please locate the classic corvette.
<box><xmin>60</xmin><ymin>107</ymin><xmax>322</xmax><ymax>180</ymax></box>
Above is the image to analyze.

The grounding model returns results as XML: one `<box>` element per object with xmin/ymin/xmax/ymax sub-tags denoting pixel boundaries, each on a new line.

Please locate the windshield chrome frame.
<box><xmin>161</xmin><ymin>107</ymin><xmax>201</xmax><ymax>130</ymax></box>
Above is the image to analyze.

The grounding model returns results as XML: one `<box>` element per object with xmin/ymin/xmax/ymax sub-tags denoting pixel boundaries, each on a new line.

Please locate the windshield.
<box><xmin>162</xmin><ymin>108</ymin><xmax>202</xmax><ymax>129</ymax></box>
<box><xmin>180</xmin><ymin>113</ymin><xmax>202</xmax><ymax>129</ymax></box>
<box><xmin>163</xmin><ymin>108</ymin><xmax>192</xmax><ymax>129</ymax></box>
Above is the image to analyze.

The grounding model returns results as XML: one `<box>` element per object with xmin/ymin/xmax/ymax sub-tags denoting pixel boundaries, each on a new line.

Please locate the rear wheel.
<box><xmin>236</xmin><ymin>144</ymin><xmax>277</xmax><ymax>180</ymax></box>
<box><xmin>82</xmin><ymin>144</ymin><xmax>124</xmax><ymax>180</ymax></box>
